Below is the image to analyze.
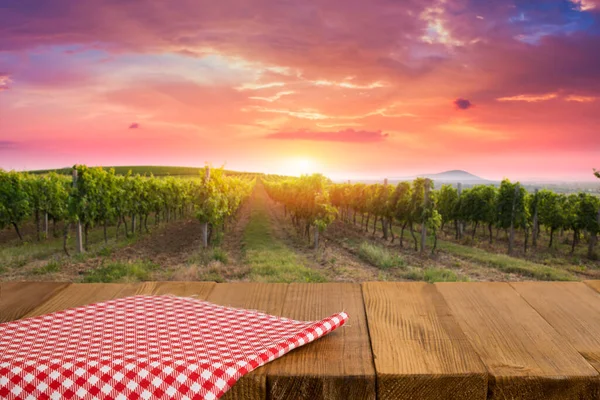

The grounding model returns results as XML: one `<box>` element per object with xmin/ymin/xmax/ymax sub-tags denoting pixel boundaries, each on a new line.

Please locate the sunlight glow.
<box><xmin>281</xmin><ymin>157</ymin><xmax>318</xmax><ymax>176</ymax></box>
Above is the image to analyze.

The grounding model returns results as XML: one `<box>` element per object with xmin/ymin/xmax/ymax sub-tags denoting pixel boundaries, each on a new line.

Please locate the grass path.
<box><xmin>0</xmin><ymin>215</ymin><xmax>200</xmax><ymax>282</ymax></box>
<box><xmin>323</xmin><ymin>221</ymin><xmax>474</xmax><ymax>282</ymax></box>
<box><xmin>433</xmin><ymin>239</ymin><xmax>576</xmax><ymax>280</ymax></box>
<box><xmin>352</xmin><ymin>219</ymin><xmax>579</xmax><ymax>281</ymax></box>
<box><xmin>0</xmin><ymin>224</ymin><xmax>139</xmax><ymax>280</ymax></box>
<box><xmin>242</xmin><ymin>184</ymin><xmax>327</xmax><ymax>282</ymax></box>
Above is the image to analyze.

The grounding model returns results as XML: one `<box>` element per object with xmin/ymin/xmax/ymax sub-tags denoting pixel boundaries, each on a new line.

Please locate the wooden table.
<box><xmin>3</xmin><ymin>281</ymin><xmax>600</xmax><ymax>399</ymax></box>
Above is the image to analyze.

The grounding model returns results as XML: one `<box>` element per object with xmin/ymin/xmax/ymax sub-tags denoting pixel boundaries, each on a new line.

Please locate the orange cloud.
<box><xmin>248</xmin><ymin>91</ymin><xmax>295</xmax><ymax>102</ymax></box>
<box><xmin>266</xmin><ymin>129</ymin><xmax>389</xmax><ymax>142</ymax></box>
<box><xmin>236</xmin><ymin>82</ymin><xmax>286</xmax><ymax>91</ymax></box>
<box><xmin>497</xmin><ymin>93</ymin><xmax>559</xmax><ymax>102</ymax></box>
<box><xmin>565</xmin><ymin>95</ymin><xmax>597</xmax><ymax>102</ymax></box>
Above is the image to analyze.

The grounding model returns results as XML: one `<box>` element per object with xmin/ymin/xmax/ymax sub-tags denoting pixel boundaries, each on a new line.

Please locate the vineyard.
<box><xmin>1</xmin><ymin>167</ymin><xmax>599</xmax><ymax>283</ymax></box>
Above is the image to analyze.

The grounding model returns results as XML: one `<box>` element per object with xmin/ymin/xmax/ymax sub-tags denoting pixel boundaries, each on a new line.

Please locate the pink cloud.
<box><xmin>0</xmin><ymin>74</ymin><xmax>11</xmax><ymax>91</ymax></box>
<box><xmin>0</xmin><ymin>140</ymin><xmax>18</xmax><ymax>150</ymax></box>
<box><xmin>1</xmin><ymin>1</ymin><xmax>598</xmax><ymax>97</ymax></box>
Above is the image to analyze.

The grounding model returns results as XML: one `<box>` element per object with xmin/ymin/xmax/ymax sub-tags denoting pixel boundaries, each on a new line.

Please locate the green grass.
<box><xmin>387</xmin><ymin>225</ymin><xmax>577</xmax><ymax>281</ymax></box>
<box><xmin>31</xmin><ymin>259</ymin><xmax>62</xmax><ymax>275</ymax></box>
<box><xmin>0</xmin><ymin>230</ymin><xmax>83</xmax><ymax>269</ymax></box>
<box><xmin>243</xmin><ymin>188</ymin><xmax>326</xmax><ymax>283</ymax></box>
<box><xmin>0</xmin><ymin>238</ymin><xmax>67</xmax><ymax>270</ymax></box>
<box><xmin>97</xmin><ymin>247</ymin><xmax>113</xmax><ymax>257</ymax></box>
<box><xmin>437</xmin><ymin>240</ymin><xmax>575</xmax><ymax>281</ymax></box>
<box><xmin>196</xmin><ymin>265</ymin><xmax>228</xmax><ymax>283</ymax></box>
<box><xmin>83</xmin><ymin>260</ymin><xmax>160</xmax><ymax>283</ymax></box>
<box><xmin>211</xmin><ymin>248</ymin><xmax>229</xmax><ymax>264</ymax></box>
<box><xmin>423</xmin><ymin>268</ymin><xmax>468</xmax><ymax>282</ymax></box>
<box><xmin>187</xmin><ymin>247</ymin><xmax>230</xmax><ymax>266</ymax></box>
<box><xmin>0</xmin><ymin>222</ymin><xmax>147</xmax><ymax>277</ymax></box>
<box><xmin>404</xmin><ymin>267</ymin><xmax>469</xmax><ymax>283</ymax></box>
<box><xmin>358</xmin><ymin>241</ymin><xmax>405</xmax><ymax>269</ymax></box>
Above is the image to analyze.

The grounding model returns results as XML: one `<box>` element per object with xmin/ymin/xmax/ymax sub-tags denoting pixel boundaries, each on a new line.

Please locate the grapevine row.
<box><xmin>265</xmin><ymin>174</ymin><xmax>600</xmax><ymax>259</ymax></box>
<box><xmin>0</xmin><ymin>165</ymin><xmax>254</xmax><ymax>253</ymax></box>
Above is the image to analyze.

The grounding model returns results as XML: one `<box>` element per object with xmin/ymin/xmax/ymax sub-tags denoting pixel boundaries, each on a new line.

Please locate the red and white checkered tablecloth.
<box><xmin>0</xmin><ymin>295</ymin><xmax>348</xmax><ymax>400</ymax></box>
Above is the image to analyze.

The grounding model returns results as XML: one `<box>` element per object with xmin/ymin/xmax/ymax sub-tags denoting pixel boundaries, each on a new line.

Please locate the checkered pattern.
<box><xmin>0</xmin><ymin>295</ymin><xmax>348</xmax><ymax>400</ymax></box>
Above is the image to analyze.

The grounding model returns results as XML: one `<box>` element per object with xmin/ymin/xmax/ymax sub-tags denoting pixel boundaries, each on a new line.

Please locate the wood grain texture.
<box><xmin>137</xmin><ymin>281</ymin><xmax>216</xmax><ymax>298</ymax></box>
<box><xmin>207</xmin><ymin>283</ymin><xmax>289</xmax><ymax>400</ymax></box>
<box><xmin>0</xmin><ymin>282</ymin><xmax>70</xmax><ymax>322</ymax></box>
<box><xmin>22</xmin><ymin>283</ymin><xmax>147</xmax><ymax>318</ymax></box>
<box><xmin>265</xmin><ymin>283</ymin><xmax>376</xmax><ymax>400</ymax></box>
<box><xmin>512</xmin><ymin>282</ymin><xmax>600</xmax><ymax>374</ymax></box>
<box><xmin>23</xmin><ymin>282</ymin><xmax>216</xmax><ymax>318</ymax></box>
<box><xmin>584</xmin><ymin>280</ymin><xmax>600</xmax><ymax>294</ymax></box>
<box><xmin>363</xmin><ymin>282</ymin><xmax>487</xmax><ymax>400</ymax></box>
<box><xmin>437</xmin><ymin>282</ymin><xmax>599</xmax><ymax>399</ymax></box>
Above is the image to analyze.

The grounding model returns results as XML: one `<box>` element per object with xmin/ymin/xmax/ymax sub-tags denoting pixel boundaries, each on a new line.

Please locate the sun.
<box><xmin>283</xmin><ymin>157</ymin><xmax>317</xmax><ymax>176</ymax></box>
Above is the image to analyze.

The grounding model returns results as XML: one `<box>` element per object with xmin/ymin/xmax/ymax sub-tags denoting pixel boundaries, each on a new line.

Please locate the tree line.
<box><xmin>0</xmin><ymin>165</ymin><xmax>254</xmax><ymax>254</ymax></box>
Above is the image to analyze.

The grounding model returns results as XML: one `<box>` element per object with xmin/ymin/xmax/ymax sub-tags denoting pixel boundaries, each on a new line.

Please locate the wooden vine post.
<box><xmin>457</xmin><ymin>182</ymin><xmax>463</xmax><ymax>239</ymax></box>
<box><xmin>420</xmin><ymin>179</ymin><xmax>430</xmax><ymax>255</ymax></box>
<box><xmin>508</xmin><ymin>183</ymin><xmax>519</xmax><ymax>255</ymax></box>
<box><xmin>44</xmin><ymin>211</ymin><xmax>49</xmax><ymax>240</ymax></box>
<box><xmin>532</xmin><ymin>188</ymin><xmax>539</xmax><ymax>248</ymax></box>
<box><xmin>382</xmin><ymin>178</ymin><xmax>389</xmax><ymax>240</ymax></box>
<box><xmin>590</xmin><ymin>207</ymin><xmax>600</xmax><ymax>259</ymax></box>
<box><xmin>201</xmin><ymin>166</ymin><xmax>210</xmax><ymax>249</ymax></box>
<box><xmin>72</xmin><ymin>167</ymin><xmax>84</xmax><ymax>254</ymax></box>
<box><xmin>314</xmin><ymin>182</ymin><xmax>323</xmax><ymax>251</ymax></box>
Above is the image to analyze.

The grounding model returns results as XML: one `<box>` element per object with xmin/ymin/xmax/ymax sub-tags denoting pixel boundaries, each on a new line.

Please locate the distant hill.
<box><xmin>28</xmin><ymin>165</ymin><xmax>265</xmax><ymax>178</ymax></box>
<box><xmin>417</xmin><ymin>170</ymin><xmax>487</xmax><ymax>182</ymax></box>
<box><xmin>384</xmin><ymin>170</ymin><xmax>491</xmax><ymax>186</ymax></box>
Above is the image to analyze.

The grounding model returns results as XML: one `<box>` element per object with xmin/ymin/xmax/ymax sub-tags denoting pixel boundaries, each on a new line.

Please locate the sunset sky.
<box><xmin>1</xmin><ymin>0</ymin><xmax>599</xmax><ymax>181</ymax></box>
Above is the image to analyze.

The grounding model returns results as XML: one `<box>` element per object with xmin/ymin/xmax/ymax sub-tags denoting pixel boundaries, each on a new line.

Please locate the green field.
<box><xmin>29</xmin><ymin>165</ymin><xmax>264</xmax><ymax>178</ymax></box>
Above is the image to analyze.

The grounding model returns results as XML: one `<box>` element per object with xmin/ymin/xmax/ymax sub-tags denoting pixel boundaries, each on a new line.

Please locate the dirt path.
<box><xmin>111</xmin><ymin>218</ymin><xmax>203</xmax><ymax>265</ymax></box>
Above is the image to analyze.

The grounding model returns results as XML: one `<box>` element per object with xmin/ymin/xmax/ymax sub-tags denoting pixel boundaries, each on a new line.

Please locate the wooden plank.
<box><xmin>363</xmin><ymin>282</ymin><xmax>488</xmax><ymax>400</ymax></box>
<box><xmin>138</xmin><ymin>281</ymin><xmax>216</xmax><ymax>298</ymax></box>
<box><xmin>437</xmin><ymin>282</ymin><xmax>599</xmax><ymax>399</ymax></box>
<box><xmin>23</xmin><ymin>281</ymin><xmax>216</xmax><ymax>318</ymax></box>
<box><xmin>512</xmin><ymin>282</ymin><xmax>600</xmax><ymax>373</ymax></box>
<box><xmin>23</xmin><ymin>283</ymin><xmax>147</xmax><ymax>318</ymax></box>
<box><xmin>584</xmin><ymin>280</ymin><xmax>600</xmax><ymax>294</ymax></box>
<box><xmin>207</xmin><ymin>282</ymin><xmax>288</xmax><ymax>315</ymax></box>
<box><xmin>0</xmin><ymin>282</ymin><xmax>70</xmax><ymax>322</ymax></box>
<box><xmin>207</xmin><ymin>283</ymin><xmax>288</xmax><ymax>400</ymax></box>
<box><xmin>265</xmin><ymin>283</ymin><xmax>376</xmax><ymax>400</ymax></box>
